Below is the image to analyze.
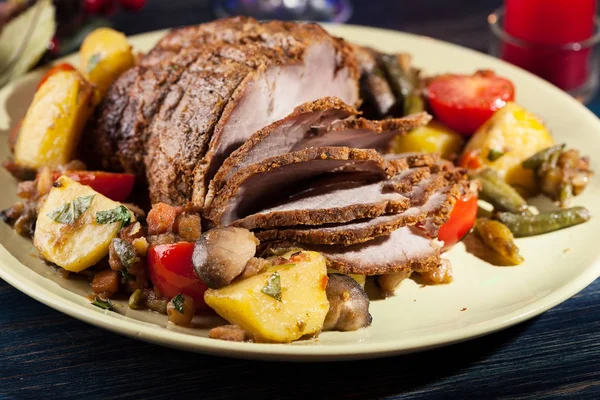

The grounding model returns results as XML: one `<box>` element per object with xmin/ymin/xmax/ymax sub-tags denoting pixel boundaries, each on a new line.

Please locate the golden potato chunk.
<box><xmin>204</xmin><ymin>250</ymin><xmax>329</xmax><ymax>343</ymax></box>
<box><xmin>462</xmin><ymin>102</ymin><xmax>555</xmax><ymax>192</ymax></box>
<box><xmin>80</xmin><ymin>27</ymin><xmax>135</xmax><ymax>102</ymax></box>
<box><xmin>14</xmin><ymin>70</ymin><xmax>93</xmax><ymax>169</ymax></box>
<box><xmin>34</xmin><ymin>176</ymin><xmax>134</xmax><ymax>272</ymax></box>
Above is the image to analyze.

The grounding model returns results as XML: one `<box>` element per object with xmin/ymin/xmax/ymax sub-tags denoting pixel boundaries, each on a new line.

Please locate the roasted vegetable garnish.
<box><xmin>474</xmin><ymin>219</ymin><xmax>523</xmax><ymax>265</ymax></box>
<box><xmin>471</xmin><ymin>168</ymin><xmax>529</xmax><ymax>214</ymax></box>
<box><xmin>523</xmin><ymin>144</ymin><xmax>593</xmax><ymax>207</ymax></box>
<box><xmin>461</xmin><ymin>102</ymin><xmax>555</xmax><ymax>191</ymax></box>
<box><xmin>80</xmin><ymin>27</ymin><xmax>135</xmax><ymax>102</ymax></box>
<box><xmin>204</xmin><ymin>250</ymin><xmax>329</xmax><ymax>343</ymax></box>
<box><xmin>495</xmin><ymin>207</ymin><xmax>591</xmax><ymax>238</ymax></box>
<box><xmin>323</xmin><ymin>274</ymin><xmax>371</xmax><ymax>332</ymax></box>
<box><xmin>13</xmin><ymin>70</ymin><xmax>93</xmax><ymax>170</ymax></box>
<box><xmin>392</xmin><ymin>120</ymin><xmax>464</xmax><ymax>160</ymax></box>
<box><xmin>91</xmin><ymin>296</ymin><xmax>114</xmax><ymax>311</ymax></box>
<box><xmin>33</xmin><ymin>176</ymin><xmax>135</xmax><ymax>272</ymax></box>
<box><xmin>167</xmin><ymin>293</ymin><xmax>195</xmax><ymax>326</ymax></box>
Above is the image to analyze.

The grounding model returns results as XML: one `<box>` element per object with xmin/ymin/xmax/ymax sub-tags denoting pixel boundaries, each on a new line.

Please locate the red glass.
<box><xmin>505</xmin><ymin>0</ymin><xmax>596</xmax><ymax>44</ymax></box>
<box><xmin>495</xmin><ymin>1</ymin><xmax>598</xmax><ymax>93</ymax></box>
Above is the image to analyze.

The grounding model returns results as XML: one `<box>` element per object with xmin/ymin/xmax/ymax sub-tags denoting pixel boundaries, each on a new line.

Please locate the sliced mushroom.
<box><xmin>377</xmin><ymin>270</ymin><xmax>412</xmax><ymax>298</ymax></box>
<box><xmin>192</xmin><ymin>227</ymin><xmax>259</xmax><ymax>289</ymax></box>
<box><xmin>323</xmin><ymin>274</ymin><xmax>372</xmax><ymax>332</ymax></box>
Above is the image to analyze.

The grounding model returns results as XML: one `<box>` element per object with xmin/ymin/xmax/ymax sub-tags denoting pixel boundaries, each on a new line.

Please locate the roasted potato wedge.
<box><xmin>13</xmin><ymin>70</ymin><xmax>93</xmax><ymax>169</ymax></box>
<box><xmin>392</xmin><ymin>119</ymin><xmax>464</xmax><ymax>160</ymax></box>
<box><xmin>204</xmin><ymin>250</ymin><xmax>329</xmax><ymax>343</ymax></box>
<box><xmin>80</xmin><ymin>27</ymin><xmax>135</xmax><ymax>102</ymax></box>
<box><xmin>34</xmin><ymin>176</ymin><xmax>134</xmax><ymax>272</ymax></box>
<box><xmin>461</xmin><ymin>102</ymin><xmax>555</xmax><ymax>192</ymax></box>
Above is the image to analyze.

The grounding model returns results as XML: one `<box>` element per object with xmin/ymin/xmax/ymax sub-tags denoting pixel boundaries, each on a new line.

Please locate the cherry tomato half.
<box><xmin>49</xmin><ymin>171</ymin><xmax>135</xmax><ymax>202</ymax></box>
<box><xmin>37</xmin><ymin>63</ymin><xmax>76</xmax><ymax>90</ymax></box>
<box><xmin>147</xmin><ymin>242</ymin><xmax>209</xmax><ymax>309</ymax></box>
<box><xmin>438</xmin><ymin>194</ymin><xmax>478</xmax><ymax>251</ymax></box>
<box><xmin>427</xmin><ymin>70</ymin><xmax>515</xmax><ymax>135</ymax></box>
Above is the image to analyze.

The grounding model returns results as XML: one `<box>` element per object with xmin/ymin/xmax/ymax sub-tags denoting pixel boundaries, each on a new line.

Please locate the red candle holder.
<box><xmin>489</xmin><ymin>7</ymin><xmax>600</xmax><ymax>103</ymax></box>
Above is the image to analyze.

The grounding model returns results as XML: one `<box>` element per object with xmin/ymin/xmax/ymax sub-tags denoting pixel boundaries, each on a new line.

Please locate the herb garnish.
<box><xmin>112</xmin><ymin>238</ymin><xmax>139</xmax><ymax>269</ymax></box>
<box><xmin>119</xmin><ymin>269</ymin><xmax>136</xmax><ymax>283</ymax></box>
<box><xmin>487</xmin><ymin>149</ymin><xmax>504</xmax><ymax>161</ymax></box>
<box><xmin>91</xmin><ymin>297</ymin><xmax>114</xmax><ymax>311</ymax></box>
<box><xmin>47</xmin><ymin>195</ymin><xmax>94</xmax><ymax>224</ymax></box>
<box><xmin>96</xmin><ymin>205</ymin><xmax>131</xmax><ymax>229</ymax></box>
<box><xmin>86</xmin><ymin>53</ymin><xmax>101</xmax><ymax>73</ymax></box>
<box><xmin>261</xmin><ymin>271</ymin><xmax>282</xmax><ymax>301</ymax></box>
<box><xmin>172</xmin><ymin>294</ymin><xmax>185</xmax><ymax>314</ymax></box>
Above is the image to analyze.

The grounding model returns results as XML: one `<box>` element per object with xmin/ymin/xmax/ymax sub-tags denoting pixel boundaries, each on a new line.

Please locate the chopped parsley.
<box><xmin>172</xmin><ymin>294</ymin><xmax>185</xmax><ymax>314</ymax></box>
<box><xmin>96</xmin><ymin>205</ymin><xmax>131</xmax><ymax>229</ymax></box>
<box><xmin>86</xmin><ymin>53</ymin><xmax>101</xmax><ymax>73</ymax></box>
<box><xmin>112</xmin><ymin>238</ymin><xmax>139</xmax><ymax>269</ymax></box>
<box><xmin>91</xmin><ymin>297</ymin><xmax>113</xmax><ymax>311</ymax></box>
<box><xmin>47</xmin><ymin>195</ymin><xmax>94</xmax><ymax>224</ymax></box>
<box><xmin>261</xmin><ymin>271</ymin><xmax>282</xmax><ymax>301</ymax></box>
<box><xmin>119</xmin><ymin>269</ymin><xmax>136</xmax><ymax>283</ymax></box>
<box><xmin>487</xmin><ymin>149</ymin><xmax>505</xmax><ymax>161</ymax></box>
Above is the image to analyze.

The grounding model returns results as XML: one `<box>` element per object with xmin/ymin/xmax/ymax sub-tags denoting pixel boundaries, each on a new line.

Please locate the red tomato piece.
<box><xmin>37</xmin><ymin>63</ymin><xmax>76</xmax><ymax>90</ymax></box>
<box><xmin>50</xmin><ymin>171</ymin><xmax>135</xmax><ymax>202</ymax></box>
<box><xmin>426</xmin><ymin>71</ymin><xmax>515</xmax><ymax>135</ymax></box>
<box><xmin>458</xmin><ymin>150</ymin><xmax>484</xmax><ymax>170</ymax></box>
<box><xmin>437</xmin><ymin>194</ymin><xmax>478</xmax><ymax>251</ymax></box>
<box><xmin>147</xmin><ymin>242</ymin><xmax>209</xmax><ymax>309</ymax></box>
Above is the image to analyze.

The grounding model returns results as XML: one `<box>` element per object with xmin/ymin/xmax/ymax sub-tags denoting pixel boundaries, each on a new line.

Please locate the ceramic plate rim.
<box><xmin>1</xmin><ymin>23</ymin><xmax>599</xmax><ymax>361</ymax></box>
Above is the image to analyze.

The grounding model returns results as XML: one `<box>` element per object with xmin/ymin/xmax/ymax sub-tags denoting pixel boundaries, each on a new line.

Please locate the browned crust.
<box><xmin>204</xmin><ymin>147</ymin><xmax>394</xmax><ymax>226</ymax></box>
<box><xmin>233</xmin><ymin>166</ymin><xmax>429</xmax><ymax>230</ymax></box>
<box><xmin>385</xmin><ymin>153</ymin><xmax>440</xmax><ymax>172</ymax></box>
<box><xmin>255</xmin><ymin>211</ymin><xmax>426</xmax><ymax>246</ymax></box>
<box><xmin>261</xmin><ymin>240</ymin><xmax>441</xmax><ymax>275</ymax></box>
<box><xmin>326</xmin><ymin>252</ymin><xmax>442</xmax><ymax>275</ymax></box>
<box><xmin>328</xmin><ymin>112</ymin><xmax>431</xmax><ymax>135</ymax></box>
<box><xmin>205</xmin><ymin>97</ymin><xmax>359</xmax><ymax>208</ymax></box>
<box><xmin>236</xmin><ymin>199</ymin><xmax>409</xmax><ymax>231</ymax></box>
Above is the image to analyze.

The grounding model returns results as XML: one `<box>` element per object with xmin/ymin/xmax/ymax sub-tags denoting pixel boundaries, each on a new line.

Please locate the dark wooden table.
<box><xmin>1</xmin><ymin>1</ymin><xmax>599</xmax><ymax>398</ymax></box>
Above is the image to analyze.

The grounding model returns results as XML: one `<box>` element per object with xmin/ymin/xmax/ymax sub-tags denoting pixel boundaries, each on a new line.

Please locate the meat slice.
<box><xmin>195</xmin><ymin>35</ymin><xmax>360</xmax><ymax>205</ymax></box>
<box><xmin>297</xmin><ymin>112</ymin><xmax>431</xmax><ymax>152</ymax></box>
<box><xmin>265</xmin><ymin>226</ymin><xmax>442</xmax><ymax>276</ymax></box>
<box><xmin>233</xmin><ymin>167</ymin><xmax>429</xmax><ymax>230</ymax></box>
<box><xmin>87</xmin><ymin>17</ymin><xmax>360</xmax><ymax>206</ymax></box>
<box><xmin>255</xmin><ymin>212</ymin><xmax>424</xmax><ymax>245</ymax></box>
<box><xmin>205</xmin><ymin>97</ymin><xmax>358</xmax><ymax>208</ymax></box>
<box><xmin>204</xmin><ymin>147</ymin><xmax>395</xmax><ymax>227</ymax></box>
<box><xmin>253</xmin><ymin>177</ymin><xmax>459</xmax><ymax>245</ymax></box>
<box><xmin>207</xmin><ymin>98</ymin><xmax>429</xmax><ymax>208</ymax></box>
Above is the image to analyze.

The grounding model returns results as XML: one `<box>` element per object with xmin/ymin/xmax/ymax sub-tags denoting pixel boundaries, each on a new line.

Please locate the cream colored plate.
<box><xmin>1</xmin><ymin>24</ymin><xmax>599</xmax><ymax>361</ymax></box>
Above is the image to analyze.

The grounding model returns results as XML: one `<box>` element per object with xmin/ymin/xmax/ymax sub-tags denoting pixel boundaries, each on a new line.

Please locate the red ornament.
<box><xmin>83</xmin><ymin>0</ymin><xmax>106</xmax><ymax>14</ymax></box>
<box><xmin>118</xmin><ymin>0</ymin><xmax>146</xmax><ymax>12</ymax></box>
<box><xmin>48</xmin><ymin>37</ymin><xmax>60</xmax><ymax>55</ymax></box>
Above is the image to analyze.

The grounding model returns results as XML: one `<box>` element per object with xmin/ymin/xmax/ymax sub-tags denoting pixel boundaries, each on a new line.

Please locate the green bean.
<box><xmin>128</xmin><ymin>289</ymin><xmax>145</xmax><ymax>310</ymax></box>
<box><xmin>474</xmin><ymin>219</ymin><xmax>523</xmax><ymax>265</ymax></box>
<box><xmin>403</xmin><ymin>94</ymin><xmax>425</xmax><ymax>115</ymax></box>
<box><xmin>380</xmin><ymin>54</ymin><xmax>414</xmax><ymax>98</ymax></box>
<box><xmin>495</xmin><ymin>207</ymin><xmax>591</xmax><ymax>237</ymax></box>
<box><xmin>522</xmin><ymin>144</ymin><xmax>565</xmax><ymax>170</ymax></box>
<box><xmin>471</xmin><ymin>168</ymin><xmax>530</xmax><ymax>214</ymax></box>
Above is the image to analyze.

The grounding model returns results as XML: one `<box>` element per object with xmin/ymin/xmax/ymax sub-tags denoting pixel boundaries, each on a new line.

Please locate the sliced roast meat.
<box><xmin>255</xmin><ymin>211</ymin><xmax>425</xmax><ymax>245</ymax></box>
<box><xmin>87</xmin><ymin>17</ymin><xmax>360</xmax><ymax>206</ymax></box>
<box><xmin>205</xmin><ymin>97</ymin><xmax>359</xmax><ymax>207</ymax></box>
<box><xmin>295</xmin><ymin>112</ymin><xmax>431</xmax><ymax>152</ymax></box>
<box><xmin>265</xmin><ymin>226</ymin><xmax>443</xmax><ymax>276</ymax></box>
<box><xmin>253</xmin><ymin>176</ymin><xmax>461</xmax><ymax>245</ymax></box>
<box><xmin>204</xmin><ymin>147</ymin><xmax>395</xmax><ymax>227</ymax></box>
<box><xmin>233</xmin><ymin>167</ymin><xmax>429</xmax><ymax>230</ymax></box>
<box><xmin>196</xmin><ymin>38</ymin><xmax>360</xmax><ymax>206</ymax></box>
